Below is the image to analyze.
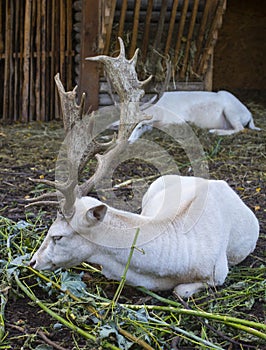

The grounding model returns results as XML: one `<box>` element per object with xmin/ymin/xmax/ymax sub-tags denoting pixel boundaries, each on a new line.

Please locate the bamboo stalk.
<box><xmin>141</xmin><ymin>0</ymin><xmax>153</xmax><ymax>60</ymax></box>
<box><xmin>22</xmin><ymin>0</ymin><xmax>32</xmax><ymax>122</ymax></box>
<box><xmin>129</xmin><ymin>0</ymin><xmax>141</xmax><ymax>58</ymax></box>
<box><xmin>174</xmin><ymin>0</ymin><xmax>189</xmax><ymax>67</ymax></box>
<box><xmin>180</xmin><ymin>0</ymin><xmax>199</xmax><ymax>79</ymax></box>
<box><xmin>164</xmin><ymin>0</ymin><xmax>179</xmax><ymax>57</ymax></box>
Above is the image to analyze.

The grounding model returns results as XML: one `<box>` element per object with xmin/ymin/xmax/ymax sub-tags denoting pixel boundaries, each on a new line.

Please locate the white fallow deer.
<box><xmin>28</xmin><ymin>38</ymin><xmax>259</xmax><ymax>298</ymax></box>
<box><xmin>126</xmin><ymin>90</ymin><xmax>260</xmax><ymax>143</ymax></box>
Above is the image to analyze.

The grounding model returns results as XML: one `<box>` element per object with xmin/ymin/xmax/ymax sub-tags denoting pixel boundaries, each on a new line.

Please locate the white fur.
<box><xmin>128</xmin><ymin>91</ymin><xmax>260</xmax><ymax>142</ymax></box>
<box><xmin>30</xmin><ymin>175</ymin><xmax>259</xmax><ymax>298</ymax></box>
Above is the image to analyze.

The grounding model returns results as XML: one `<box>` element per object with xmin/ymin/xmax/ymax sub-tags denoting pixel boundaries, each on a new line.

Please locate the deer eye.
<box><xmin>52</xmin><ymin>236</ymin><xmax>62</xmax><ymax>243</ymax></box>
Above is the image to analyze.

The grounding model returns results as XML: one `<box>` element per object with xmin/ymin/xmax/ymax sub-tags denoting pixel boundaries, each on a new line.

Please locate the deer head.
<box><xmin>27</xmin><ymin>38</ymin><xmax>152</xmax><ymax>220</ymax></box>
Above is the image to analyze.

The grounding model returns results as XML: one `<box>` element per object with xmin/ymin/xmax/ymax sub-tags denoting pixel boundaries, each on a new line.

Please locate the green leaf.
<box><xmin>60</xmin><ymin>271</ymin><xmax>87</xmax><ymax>297</ymax></box>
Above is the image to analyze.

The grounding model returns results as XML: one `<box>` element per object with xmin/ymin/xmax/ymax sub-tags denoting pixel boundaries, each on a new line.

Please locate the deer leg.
<box><xmin>174</xmin><ymin>282</ymin><xmax>206</xmax><ymax>298</ymax></box>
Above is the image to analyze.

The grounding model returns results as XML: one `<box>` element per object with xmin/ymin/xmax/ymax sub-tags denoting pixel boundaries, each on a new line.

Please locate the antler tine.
<box><xmin>25</xmin><ymin>201</ymin><xmax>59</xmax><ymax>208</ymax></box>
<box><xmin>79</xmin><ymin>38</ymin><xmax>153</xmax><ymax>196</ymax></box>
<box><xmin>86</xmin><ymin>37</ymin><xmax>152</xmax><ymax>103</ymax></box>
<box><xmin>54</xmin><ymin>73</ymin><xmax>86</xmax><ymax>132</ymax></box>
<box><xmin>27</xmin><ymin>39</ymin><xmax>153</xmax><ymax>216</ymax></box>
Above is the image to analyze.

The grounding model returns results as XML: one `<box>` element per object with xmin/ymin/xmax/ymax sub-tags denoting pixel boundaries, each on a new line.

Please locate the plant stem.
<box><xmin>117</xmin><ymin>303</ymin><xmax>266</xmax><ymax>340</ymax></box>
<box><xmin>138</xmin><ymin>288</ymin><xmax>266</xmax><ymax>332</ymax></box>
<box><xmin>105</xmin><ymin>228</ymin><xmax>140</xmax><ymax>318</ymax></box>
<box><xmin>147</xmin><ymin>315</ymin><xmax>224</xmax><ymax>350</ymax></box>
<box><xmin>0</xmin><ymin>293</ymin><xmax>7</xmax><ymax>341</ymax></box>
<box><xmin>14</xmin><ymin>273</ymin><xmax>120</xmax><ymax>350</ymax></box>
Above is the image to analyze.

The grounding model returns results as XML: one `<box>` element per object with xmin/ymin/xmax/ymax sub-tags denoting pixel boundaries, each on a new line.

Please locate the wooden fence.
<box><xmin>96</xmin><ymin>0</ymin><xmax>226</xmax><ymax>106</ymax></box>
<box><xmin>0</xmin><ymin>0</ymin><xmax>226</xmax><ymax>122</ymax></box>
<box><xmin>0</xmin><ymin>0</ymin><xmax>75</xmax><ymax>122</ymax></box>
<box><xmin>102</xmin><ymin>0</ymin><xmax>223</xmax><ymax>76</ymax></box>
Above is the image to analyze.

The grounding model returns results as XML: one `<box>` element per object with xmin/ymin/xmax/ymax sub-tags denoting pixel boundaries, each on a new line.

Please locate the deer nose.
<box><xmin>29</xmin><ymin>259</ymin><xmax>36</xmax><ymax>268</ymax></box>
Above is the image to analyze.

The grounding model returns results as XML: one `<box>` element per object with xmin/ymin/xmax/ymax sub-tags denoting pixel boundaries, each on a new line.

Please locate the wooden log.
<box><xmin>180</xmin><ymin>0</ymin><xmax>199</xmax><ymax>79</ymax></box>
<box><xmin>21</xmin><ymin>0</ymin><xmax>32</xmax><ymax>122</ymax></box>
<box><xmin>164</xmin><ymin>0</ymin><xmax>179</xmax><ymax>57</ymax></box>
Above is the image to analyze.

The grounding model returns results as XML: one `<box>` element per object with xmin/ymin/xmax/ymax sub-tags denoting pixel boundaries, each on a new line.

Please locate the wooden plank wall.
<box><xmin>97</xmin><ymin>0</ymin><xmax>226</xmax><ymax>106</ymax></box>
<box><xmin>0</xmin><ymin>0</ymin><xmax>75</xmax><ymax>122</ymax></box>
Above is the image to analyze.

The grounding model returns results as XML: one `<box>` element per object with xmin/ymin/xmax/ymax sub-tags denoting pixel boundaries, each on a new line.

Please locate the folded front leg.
<box><xmin>174</xmin><ymin>282</ymin><xmax>206</xmax><ymax>298</ymax></box>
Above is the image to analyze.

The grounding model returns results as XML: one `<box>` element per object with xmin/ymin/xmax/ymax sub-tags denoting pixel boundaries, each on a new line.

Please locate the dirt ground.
<box><xmin>0</xmin><ymin>92</ymin><xmax>265</xmax><ymax>349</ymax></box>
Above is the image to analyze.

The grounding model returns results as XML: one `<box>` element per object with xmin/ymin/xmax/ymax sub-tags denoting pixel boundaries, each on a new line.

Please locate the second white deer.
<box><xmin>127</xmin><ymin>90</ymin><xmax>260</xmax><ymax>143</ymax></box>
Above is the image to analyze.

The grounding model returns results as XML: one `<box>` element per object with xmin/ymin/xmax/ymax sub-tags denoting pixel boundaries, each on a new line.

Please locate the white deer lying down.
<box><xmin>28</xmin><ymin>40</ymin><xmax>259</xmax><ymax>298</ymax></box>
<box><xmin>127</xmin><ymin>90</ymin><xmax>260</xmax><ymax>143</ymax></box>
<box><xmin>30</xmin><ymin>175</ymin><xmax>259</xmax><ymax>298</ymax></box>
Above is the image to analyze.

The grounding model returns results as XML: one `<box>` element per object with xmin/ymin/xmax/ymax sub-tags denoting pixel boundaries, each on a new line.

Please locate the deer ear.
<box><xmin>86</xmin><ymin>204</ymin><xmax>107</xmax><ymax>222</ymax></box>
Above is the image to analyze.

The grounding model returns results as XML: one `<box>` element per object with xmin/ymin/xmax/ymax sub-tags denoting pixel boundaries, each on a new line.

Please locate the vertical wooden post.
<box><xmin>78</xmin><ymin>0</ymin><xmax>100</xmax><ymax>112</ymax></box>
<box><xmin>180</xmin><ymin>0</ymin><xmax>199</xmax><ymax>79</ymax></box>
<box><xmin>129</xmin><ymin>0</ymin><xmax>141</xmax><ymax>58</ymax></box>
<box><xmin>165</xmin><ymin>0</ymin><xmax>179</xmax><ymax>57</ymax></box>
<box><xmin>204</xmin><ymin>54</ymin><xmax>213</xmax><ymax>91</ymax></box>
<box><xmin>174</xmin><ymin>0</ymin><xmax>189</xmax><ymax>66</ymax></box>
<box><xmin>40</xmin><ymin>0</ymin><xmax>46</xmax><ymax>121</ymax></box>
<box><xmin>141</xmin><ymin>0</ymin><xmax>153</xmax><ymax>60</ymax></box>
<box><xmin>35</xmin><ymin>0</ymin><xmax>41</xmax><ymax>120</ymax></box>
<box><xmin>3</xmin><ymin>0</ymin><xmax>11</xmax><ymax>121</ymax></box>
<box><xmin>21</xmin><ymin>0</ymin><xmax>32</xmax><ymax>122</ymax></box>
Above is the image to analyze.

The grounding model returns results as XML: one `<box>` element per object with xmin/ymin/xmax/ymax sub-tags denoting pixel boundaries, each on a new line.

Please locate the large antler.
<box><xmin>27</xmin><ymin>38</ymin><xmax>152</xmax><ymax>219</ymax></box>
